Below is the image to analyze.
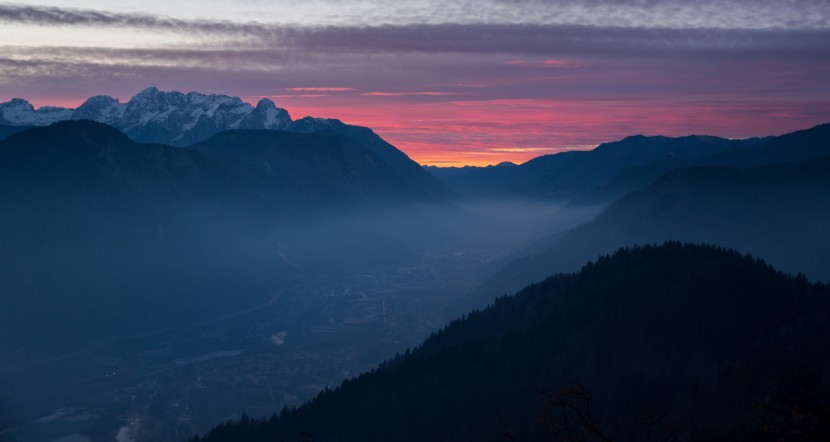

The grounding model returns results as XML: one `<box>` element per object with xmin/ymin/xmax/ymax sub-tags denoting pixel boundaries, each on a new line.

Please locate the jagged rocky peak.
<box><xmin>126</xmin><ymin>86</ymin><xmax>187</xmax><ymax>110</ymax></box>
<box><xmin>79</xmin><ymin>95</ymin><xmax>121</xmax><ymax>107</ymax></box>
<box><xmin>0</xmin><ymin>97</ymin><xmax>72</xmax><ymax>125</ymax></box>
<box><xmin>1</xmin><ymin>87</ymin><xmax>307</xmax><ymax>145</ymax></box>
<box><xmin>72</xmin><ymin>95</ymin><xmax>125</xmax><ymax>123</ymax></box>
<box><xmin>238</xmin><ymin>98</ymin><xmax>292</xmax><ymax>129</ymax></box>
<box><xmin>1</xmin><ymin>97</ymin><xmax>34</xmax><ymax>112</ymax></box>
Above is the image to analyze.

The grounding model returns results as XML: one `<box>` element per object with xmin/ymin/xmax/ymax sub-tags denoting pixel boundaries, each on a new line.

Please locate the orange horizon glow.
<box><xmin>13</xmin><ymin>94</ymin><xmax>830</xmax><ymax>167</ymax></box>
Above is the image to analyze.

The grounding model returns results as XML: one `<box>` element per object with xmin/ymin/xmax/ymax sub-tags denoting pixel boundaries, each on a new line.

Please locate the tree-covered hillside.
<box><xmin>193</xmin><ymin>243</ymin><xmax>830</xmax><ymax>442</ymax></box>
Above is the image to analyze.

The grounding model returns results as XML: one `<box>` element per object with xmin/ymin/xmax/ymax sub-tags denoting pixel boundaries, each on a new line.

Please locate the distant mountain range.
<box><xmin>4</xmin><ymin>90</ymin><xmax>830</xmax><ymax>442</ymax></box>
<box><xmin>0</xmin><ymin>87</ymin><xmax>452</xmax><ymax>202</ymax></box>
<box><xmin>193</xmin><ymin>243</ymin><xmax>830</xmax><ymax>441</ymax></box>
<box><xmin>425</xmin><ymin>134</ymin><xmax>767</xmax><ymax>200</ymax></box>
<box><xmin>0</xmin><ymin>87</ymin><xmax>290</xmax><ymax>145</ymax></box>
<box><xmin>467</xmin><ymin>156</ymin><xmax>830</xmax><ymax>310</ymax></box>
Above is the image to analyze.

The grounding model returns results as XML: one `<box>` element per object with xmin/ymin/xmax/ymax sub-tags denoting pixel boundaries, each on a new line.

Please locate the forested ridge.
<box><xmin>193</xmin><ymin>243</ymin><xmax>830</xmax><ymax>441</ymax></box>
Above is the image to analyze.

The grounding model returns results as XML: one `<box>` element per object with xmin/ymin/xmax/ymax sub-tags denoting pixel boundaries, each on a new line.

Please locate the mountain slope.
<box><xmin>433</xmin><ymin>123</ymin><xmax>827</xmax><ymax>207</ymax></box>
<box><xmin>0</xmin><ymin>88</ymin><xmax>453</xmax><ymax>200</ymax></box>
<box><xmin>701</xmin><ymin>122</ymin><xmax>830</xmax><ymax>167</ymax></box>
<box><xmin>290</xmin><ymin>117</ymin><xmax>454</xmax><ymax>201</ymax></box>
<box><xmin>567</xmin><ymin>122</ymin><xmax>828</xmax><ymax>207</ymax></box>
<box><xmin>429</xmin><ymin>134</ymin><xmax>757</xmax><ymax>200</ymax></box>
<box><xmin>0</xmin><ymin>121</ymin><xmax>283</xmax><ymax>349</ymax></box>
<box><xmin>194</xmin><ymin>243</ymin><xmax>830</xmax><ymax>442</ymax></box>
<box><xmin>192</xmin><ymin>128</ymin><xmax>446</xmax><ymax>206</ymax></box>
<box><xmin>0</xmin><ymin>123</ymin><xmax>33</xmax><ymax>140</ymax></box>
<box><xmin>470</xmin><ymin>156</ymin><xmax>830</xmax><ymax>308</ymax></box>
<box><xmin>0</xmin><ymin>121</ymin><xmax>443</xmax><ymax>352</ymax></box>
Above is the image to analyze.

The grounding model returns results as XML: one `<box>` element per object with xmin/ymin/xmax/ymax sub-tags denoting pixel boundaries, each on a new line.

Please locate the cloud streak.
<box><xmin>0</xmin><ymin>2</ymin><xmax>828</xmax><ymax>165</ymax></box>
<box><xmin>1</xmin><ymin>1</ymin><xmax>828</xmax><ymax>29</ymax></box>
<box><xmin>2</xmin><ymin>4</ymin><xmax>829</xmax><ymax>60</ymax></box>
<box><xmin>362</xmin><ymin>92</ymin><xmax>463</xmax><ymax>97</ymax></box>
<box><xmin>284</xmin><ymin>87</ymin><xmax>355</xmax><ymax>92</ymax></box>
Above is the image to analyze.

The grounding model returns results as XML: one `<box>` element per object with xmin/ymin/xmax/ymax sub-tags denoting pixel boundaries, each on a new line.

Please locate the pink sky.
<box><xmin>22</xmin><ymin>92</ymin><xmax>830</xmax><ymax>167</ymax></box>
<box><xmin>3</xmin><ymin>3</ymin><xmax>830</xmax><ymax>166</ymax></box>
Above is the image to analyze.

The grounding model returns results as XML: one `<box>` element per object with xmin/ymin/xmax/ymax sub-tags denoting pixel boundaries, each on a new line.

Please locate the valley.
<box><xmin>0</xmin><ymin>89</ymin><xmax>827</xmax><ymax>442</ymax></box>
<box><xmin>2</xmin><ymin>249</ymin><xmax>483</xmax><ymax>441</ymax></box>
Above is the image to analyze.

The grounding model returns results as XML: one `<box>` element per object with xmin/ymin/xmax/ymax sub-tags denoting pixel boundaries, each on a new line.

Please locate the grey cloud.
<box><xmin>2</xmin><ymin>44</ymin><xmax>827</xmax><ymax>102</ymax></box>
<box><xmin>277</xmin><ymin>24</ymin><xmax>830</xmax><ymax>59</ymax></box>
<box><xmin>1</xmin><ymin>4</ymin><xmax>829</xmax><ymax>59</ymax></box>
<box><xmin>0</xmin><ymin>3</ymin><xmax>275</xmax><ymax>35</ymax></box>
<box><xmin>4</xmin><ymin>0</ymin><xmax>826</xmax><ymax>29</ymax></box>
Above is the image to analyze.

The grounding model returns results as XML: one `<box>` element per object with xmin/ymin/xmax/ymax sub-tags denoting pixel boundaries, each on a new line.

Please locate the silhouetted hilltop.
<box><xmin>0</xmin><ymin>119</ymin><xmax>244</xmax><ymax>205</ymax></box>
<box><xmin>290</xmin><ymin>117</ymin><xmax>455</xmax><ymax>201</ymax></box>
<box><xmin>191</xmin><ymin>129</ymin><xmax>439</xmax><ymax>207</ymax></box>
<box><xmin>0</xmin><ymin>88</ymin><xmax>454</xmax><ymax>201</ymax></box>
<box><xmin>427</xmin><ymin>134</ymin><xmax>756</xmax><ymax>200</ymax></box>
<box><xmin>193</xmin><ymin>243</ymin><xmax>830</xmax><ymax>442</ymax></box>
<box><xmin>703</xmin><ymin>122</ymin><xmax>830</xmax><ymax>167</ymax></box>
<box><xmin>471</xmin><ymin>156</ymin><xmax>830</xmax><ymax>308</ymax></box>
<box><xmin>427</xmin><ymin>123</ymin><xmax>830</xmax><ymax>204</ymax></box>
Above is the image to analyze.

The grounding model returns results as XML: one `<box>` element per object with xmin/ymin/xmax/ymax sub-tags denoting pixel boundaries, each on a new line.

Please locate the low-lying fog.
<box><xmin>0</xmin><ymin>198</ymin><xmax>602</xmax><ymax>442</ymax></box>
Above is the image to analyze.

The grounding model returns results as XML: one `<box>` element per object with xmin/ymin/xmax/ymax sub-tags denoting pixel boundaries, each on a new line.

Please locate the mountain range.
<box><xmin>427</xmin><ymin>131</ymin><xmax>788</xmax><ymax>204</ymax></box>
<box><xmin>0</xmin><ymin>88</ymin><xmax>289</xmax><ymax>145</ymax></box>
<box><xmin>3</xmin><ymin>88</ymin><xmax>830</xmax><ymax>442</ymax></box>
<box><xmin>0</xmin><ymin>88</ymin><xmax>451</xmax><ymax>202</ymax></box>
<box><xmin>466</xmin><ymin>155</ymin><xmax>830</xmax><ymax>311</ymax></box>
<box><xmin>0</xmin><ymin>120</ymin><xmax>450</xmax><ymax>354</ymax></box>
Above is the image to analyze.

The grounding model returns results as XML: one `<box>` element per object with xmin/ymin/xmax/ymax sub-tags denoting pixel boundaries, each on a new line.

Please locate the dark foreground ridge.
<box><xmin>193</xmin><ymin>242</ymin><xmax>830</xmax><ymax>442</ymax></box>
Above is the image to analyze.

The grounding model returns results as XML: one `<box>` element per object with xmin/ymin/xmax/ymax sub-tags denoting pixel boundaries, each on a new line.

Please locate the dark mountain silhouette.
<box><xmin>427</xmin><ymin>134</ymin><xmax>760</xmax><ymax>200</ymax></box>
<box><xmin>423</xmin><ymin>160</ymin><xmax>516</xmax><ymax>179</ymax></box>
<box><xmin>566</xmin><ymin>154</ymin><xmax>695</xmax><ymax>207</ymax></box>
<box><xmin>0</xmin><ymin>88</ymin><xmax>454</xmax><ymax>201</ymax></box>
<box><xmin>0</xmin><ymin>123</ymin><xmax>33</xmax><ymax>140</ymax></box>
<box><xmin>192</xmin><ymin>130</ymin><xmax>425</xmax><ymax>206</ymax></box>
<box><xmin>0</xmin><ymin>121</ymin><xmax>444</xmax><ymax>352</ymax></box>
<box><xmin>469</xmin><ymin>156</ymin><xmax>830</xmax><ymax>309</ymax></box>
<box><xmin>291</xmin><ymin>117</ymin><xmax>454</xmax><ymax>201</ymax></box>
<box><xmin>430</xmin><ymin>124</ymin><xmax>829</xmax><ymax>207</ymax></box>
<box><xmin>192</xmin><ymin>243</ymin><xmax>830</xmax><ymax>442</ymax></box>
<box><xmin>0</xmin><ymin>119</ymin><xmax>245</xmax><ymax>204</ymax></box>
<box><xmin>572</xmin><ymin>123</ymin><xmax>829</xmax><ymax>206</ymax></box>
<box><xmin>699</xmin><ymin>123</ymin><xmax>830</xmax><ymax>168</ymax></box>
<box><xmin>0</xmin><ymin>120</ymin><xmax>447</xmax><ymax>210</ymax></box>
<box><xmin>0</xmin><ymin>121</ymin><xmax>275</xmax><ymax>349</ymax></box>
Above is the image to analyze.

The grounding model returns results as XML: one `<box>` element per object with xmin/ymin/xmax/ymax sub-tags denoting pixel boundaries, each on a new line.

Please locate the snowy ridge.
<box><xmin>0</xmin><ymin>87</ymin><xmax>297</xmax><ymax>146</ymax></box>
<box><xmin>0</xmin><ymin>98</ymin><xmax>72</xmax><ymax>126</ymax></box>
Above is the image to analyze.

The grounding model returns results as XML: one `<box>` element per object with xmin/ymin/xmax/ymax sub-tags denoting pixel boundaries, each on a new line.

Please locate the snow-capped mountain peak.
<box><xmin>0</xmin><ymin>98</ymin><xmax>73</xmax><ymax>126</ymax></box>
<box><xmin>71</xmin><ymin>95</ymin><xmax>126</xmax><ymax>125</ymax></box>
<box><xmin>0</xmin><ymin>87</ymin><xmax>301</xmax><ymax>145</ymax></box>
<box><xmin>236</xmin><ymin>98</ymin><xmax>292</xmax><ymax>130</ymax></box>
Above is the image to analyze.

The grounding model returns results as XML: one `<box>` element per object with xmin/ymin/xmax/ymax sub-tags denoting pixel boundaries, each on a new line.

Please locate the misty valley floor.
<box><xmin>1</xmin><ymin>250</ymin><xmax>481</xmax><ymax>441</ymax></box>
<box><xmin>2</xmin><ymin>115</ymin><xmax>829</xmax><ymax>441</ymax></box>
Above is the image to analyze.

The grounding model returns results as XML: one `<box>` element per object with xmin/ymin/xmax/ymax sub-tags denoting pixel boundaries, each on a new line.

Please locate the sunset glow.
<box><xmin>2</xmin><ymin>1</ymin><xmax>829</xmax><ymax>166</ymax></box>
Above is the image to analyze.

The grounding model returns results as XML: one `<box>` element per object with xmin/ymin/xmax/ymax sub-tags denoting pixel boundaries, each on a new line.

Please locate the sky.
<box><xmin>1</xmin><ymin>1</ymin><xmax>829</xmax><ymax>166</ymax></box>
